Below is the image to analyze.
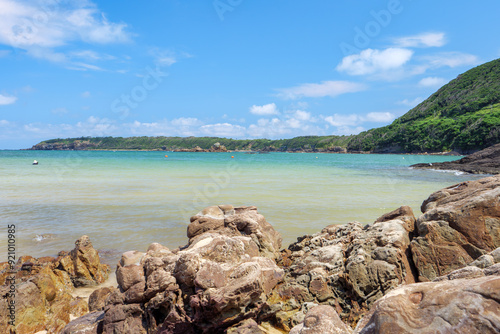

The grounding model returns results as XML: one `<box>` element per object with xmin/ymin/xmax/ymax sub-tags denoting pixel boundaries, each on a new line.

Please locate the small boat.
<box><xmin>32</xmin><ymin>160</ymin><xmax>38</xmax><ymax>165</ymax></box>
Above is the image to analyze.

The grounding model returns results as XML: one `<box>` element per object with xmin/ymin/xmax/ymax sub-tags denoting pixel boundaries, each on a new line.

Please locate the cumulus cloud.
<box><xmin>418</xmin><ymin>77</ymin><xmax>447</xmax><ymax>87</ymax></box>
<box><xmin>337</xmin><ymin>48</ymin><xmax>414</xmax><ymax>76</ymax></box>
<box><xmin>394</xmin><ymin>32</ymin><xmax>446</xmax><ymax>48</ymax></box>
<box><xmin>199</xmin><ymin>123</ymin><xmax>246</xmax><ymax>137</ymax></box>
<box><xmin>324</xmin><ymin>112</ymin><xmax>395</xmax><ymax>127</ymax></box>
<box><xmin>249</xmin><ymin>103</ymin><xmax>279</xmax><ymax>116</ymax></box>
<box><xmin>0</xmin><ymin>0</ymin><xmax>131</xmax><ymax>48</ymax></box>
<box><xmin>81</xmin><ymin>91</ymin><xmax>91</xmax><ymax>98</ymax></box>
<box><xmin>422</xmin><ymin>52</ymin><xmax>479</xmax><ymax>68</ymax></box>
<box><xmin>0</xmin><ymin>93</ymin><xmax>17</xmax><ymax>105</ymax></box>
<box><xmin>0</xmin><ymin>0</ymin><xmax>132</xmax><ymax>69</ymax></box>
<box><xmin>277</xmin><ymin>81</ymin><xmax>366</xmax><ymax>99</ymax></box>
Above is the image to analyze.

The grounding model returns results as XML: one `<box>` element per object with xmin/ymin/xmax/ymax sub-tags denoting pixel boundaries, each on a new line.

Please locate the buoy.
<box><xmin>165</xmin><ymin>155</ymin><xmax>168</xmax><ymax>158</ymax></box>
<box><xmin>231</xmin><ymin>156</ymin><xmax>234</xmax><ymax>158</ymax></box>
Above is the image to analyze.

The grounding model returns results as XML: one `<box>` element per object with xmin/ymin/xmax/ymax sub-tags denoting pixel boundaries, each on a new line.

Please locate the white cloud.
<box><xmin>394</xmin><ymin>32</ymin><xmax>446</xmax><ymax>48</ymax></box>
<box><xmin>418</xmin><ymin>77</ymin><xmax>447</xmax><ymax>87</ymax></box>
<box><xmin>324</xmin><ymin>114</ymin><xmax>360</xmax><ymax>127</ymax></box>
<box><xmin>324</xmin><ymin>112</ymin><xmax>395</xmax><ymax>127</ymax></box>
<box><xmin>249</xmin><ymin>103</ymin><xmax>279</xmax><ymax>115</ymax></box>
<box><xmin>397</xmin><ymin>97</ymin><xmax>424</xmax><ymax>107</ymax></box>
<box><xmin>0</xmin><ymin>119</ymin><xmax>10</xmax><ymax>126</ymax></box>
<box><xmin>199</xmin><ymin>123</ymin><xmax>246</xmax><ymax>137</ymax></box>
<box><xmin>277</xmin><ymin>81</ymin><xmax>366</xmax><ymax>99</ymax></box>
<box><xmin>422</xmin><ymin>52</ymin><xmax>479</xmax><ymax>68</ymax></box>
<box><xmin>337</xmin><ymin>48</ymin><xmax>414</xmax><ymax>76</ymax></box>
<box><xmin>0</xmin><ymin>94</ymin><xmax>17</xmax><ymax>105</ymax></box>
<box><xmin>364</xmin><ymin>112</ymin><xmax>395</xmax><ymax>123</ymax></box>
<box><xmin>0</xmin><ymin>0</ymin><xmax>131</xmax><ymax>69</ymax></box>
<box><xmin>0</xmin><ymin>0</ymin><xmax>131</xmax><ymax>49</ymax></box>
<box><xmin>81</xmin><ymin>91</ymin><xmax>91</xmax><ymax>98</ymax></box>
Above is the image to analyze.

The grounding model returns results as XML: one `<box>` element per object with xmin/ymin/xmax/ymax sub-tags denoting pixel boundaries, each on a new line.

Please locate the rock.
<box><xmin>355</xmin><ymin>275</ymin><xmax>500</xmax><ymax>334</ymax></box>
<box><xmin>89</xmin><ymin>287</ymin><xmax>118</xmax><ymax>312</ymax></box>
<box><xmin>100</xmin><ymin>205</ymin><xmax>284</xmax><ymax>333</ymax></box>
<box><xmin>272</xmin><ymin>206</ymin><xmax>417</xmax><ymax>329</ymax></box>
<box><xmin>61</xmin><ymin>311</ymin><xmax>105</xmax><ymax>334</ymax></box>
<box><xmin>102</xmin><ymin>304</ymin><xmax>147</xmax><ymax>334</ymax></box>
<box><xmin>289</xmin><ymin>305</ymin><xmax>353</xmax><ymax>334</ymax></box>
<box><xmin>116</xmin><ymin>251</ymin><xmax>145</xmax><ymax>291</ymax></box>
<box><xmin>0</xmin><ymin>236</ymin><xmax>112</xmax><ymax>333</ymax></box>
<box><xmin>411</xmin><ymin>143</ymin><xmax>500</xmax><ymax>174</ymax></box>
<box><xmin>188</xmin><ymin>205</ymin><xmax>282</xmax><ymax>260</ymax></box>
<box><xmin>226</xmin><ymin>319</ymin><xmax>266</xmax><ymax>334</ymax></box>
<box><xmin>411</xmin><ymin>176</ymin><xmax>500</xmax><ymax>281</ymax></box>
<box><xmin>58</xmin><ymin>235</ymin><xmax>111</xmax><ymax>287</ymax></box>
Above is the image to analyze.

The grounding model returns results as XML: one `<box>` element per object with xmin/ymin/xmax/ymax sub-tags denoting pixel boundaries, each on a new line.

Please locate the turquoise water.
<box><xmin>0</xmin><ymin>150</ymin><xmax>484</xmax><ymax>266</ymax></box>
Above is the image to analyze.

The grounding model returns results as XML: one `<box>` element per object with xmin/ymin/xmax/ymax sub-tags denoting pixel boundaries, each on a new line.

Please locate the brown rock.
<box><xmin>116</xmin><ymin>251</ymin><xmax>145</xmax><ymax>291</ymax></box>
<box><xmin>355</xmin><ymin>276</ymin><xmax>500</xmax><ymax>334</ymax></box>
<box><xmin>102</xmin><ymin>304</ymin><xmax>147</xmax><ymax>334</ymax></box>
<box><xmin>61</xmin><ymin>311</ymin><xmax>105</xmax><ymax>334</ymax></box>
<box><xmin>89</xmin><ymin>286</ymin><xmax>118</xmax><ymax>312</ymax></box>
<box><xmin>289</xmin><ymin>305</ymin><xmax>353</xmax><ymax>334</ymax></box>
<box><xmin>274</xmin><ymin>206</ymin><xmax>417</xmax><ymax>327</ymax></box>
<box><xmin>188</xmin><ymin>205</ymin><xmax>282</xmax><ymax>260</ymax></box>
<box><xmin>411</xmin><ymin>176</ymin><xmax>500</xmax><ymax>281</ymax></box>
<box><xmin>58</xmin><ymin>235</ymin><xmax>111</xmax><ymax>287</ymax></box>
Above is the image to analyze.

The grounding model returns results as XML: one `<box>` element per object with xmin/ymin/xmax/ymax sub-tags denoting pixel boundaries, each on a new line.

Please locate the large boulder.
<box><xmin>355</xmin><ymin>275</ymin><xmax>500</xmax><ymax>334</ymax></box>
<box><xmin>58</xmin><ymin>235</ymin><xmax>111</xmax><ymax>287</ymax></box>
<box><xmin>0</xmin><ymin>236</ymin><xmax>109</xmax><ymax>333</ymax></box>
<box><xmin>188</xmin><ymin>205</ymin><xmax>282</xmax><ymax>260</ymax></box>
<box><xmin>411</xmin><ymin>176</ymin><xmax>500</xmax><ymax>281</ymax></box>
<box><xmin>102</xmin><ymin>205</ymin><xmax>285</xmax><ymax>333</ymax></box>
<box><xmin>271</xmin><ymin>206</ymin><xmax>417</xmax><ymax>330</ymax></box>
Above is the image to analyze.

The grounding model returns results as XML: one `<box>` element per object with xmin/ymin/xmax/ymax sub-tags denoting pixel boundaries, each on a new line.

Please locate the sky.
<box><xmin>0</xmin><ymin>0</ymin><xmax>499</xmax><ymax>149</ymax></box>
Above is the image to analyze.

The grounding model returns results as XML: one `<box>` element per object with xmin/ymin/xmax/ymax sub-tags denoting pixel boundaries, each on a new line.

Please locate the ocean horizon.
<box><xmin>0</xmin><ymin>150</ymin><xmax>485</xmax><ymax>267</ymax></box>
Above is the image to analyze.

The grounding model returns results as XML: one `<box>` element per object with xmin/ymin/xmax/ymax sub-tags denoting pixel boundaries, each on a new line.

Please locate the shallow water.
<box><xmin>0</xmin><ymin>150</ymin><xmax>484</xmax><ymax>267</ymax></box>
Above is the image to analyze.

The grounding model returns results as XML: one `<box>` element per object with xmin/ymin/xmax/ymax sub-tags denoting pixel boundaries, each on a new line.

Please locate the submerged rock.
<box><xmin>411</xmin><ymin>143</ymin><xmax>500</xmax><ymax>174</ymax></box>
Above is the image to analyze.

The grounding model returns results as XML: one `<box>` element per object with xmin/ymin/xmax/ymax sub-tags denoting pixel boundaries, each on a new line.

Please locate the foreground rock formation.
<box><xmin>8</xmin><ymin>175</ymin><xmax>500</xmax><ymax>333</ymax></box>
<box><xmin>411</xmin><ymin>142</ymin><xmax>500</xmax><ymax>174</ymax></box>
<box><xmin>0</xmin><ymin>236</ymin><xmax>110</xmax><ymax>333</ymax></box>
<box><xmin>411</xmin><ymin>176</ymin><xmax>500</xmax><ymax>281</ymax></box>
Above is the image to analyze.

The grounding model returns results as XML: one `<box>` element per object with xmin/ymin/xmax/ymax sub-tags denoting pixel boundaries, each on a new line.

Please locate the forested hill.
<box><xmin>30</xmin><ymin>59</ymin><xmax>500</xmax><ymax>153</ymax></box>
<box><xmin>347</xmin><ymin>58</ymin><xmax>500</xmax><ymax>153</ymax></box>
<box><xmin>29</xmin><ymin>135</ymin><xmax>353</xmax><ymax>152</ymax></box>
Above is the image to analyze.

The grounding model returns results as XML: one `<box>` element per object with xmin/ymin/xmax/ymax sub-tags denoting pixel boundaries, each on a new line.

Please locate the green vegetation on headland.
<box><xmin>348</xmin><ymin>58</ymin><xmax>500</xmax><ymax>153</ymax></box>
<box><xmin>30</xmin><ymin>135</ymin><xmax>353</xmax><ymax>152</ymax></box>
<box><xmin>30</xmin><ymin>58</ymin><xmax>500</xmax><ymax>154</ymax></box>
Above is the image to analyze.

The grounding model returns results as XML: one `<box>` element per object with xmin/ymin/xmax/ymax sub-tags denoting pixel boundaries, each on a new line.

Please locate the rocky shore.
<box><xmin>411</xmin><ymin>143</ymin><xmax>500</xmax><ymax>174</ymax></box>
<box><xmin>2</xmin><ymin>177</ymin><xmax>500</xmax><ymax>333</ymax></box>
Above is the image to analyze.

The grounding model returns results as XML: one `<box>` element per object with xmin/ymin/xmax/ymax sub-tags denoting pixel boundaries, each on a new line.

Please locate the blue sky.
<box><xmin>0</xmin><ymin>0</ymin><xmax>499</xmax><ymax>149</ymax></box>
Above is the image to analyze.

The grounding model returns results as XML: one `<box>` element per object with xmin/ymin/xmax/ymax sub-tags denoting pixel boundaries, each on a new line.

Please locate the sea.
<box><xmin>0</xmin><ymin>150</ymin><xmax>486</xmax><ymax>267</ymax></box>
